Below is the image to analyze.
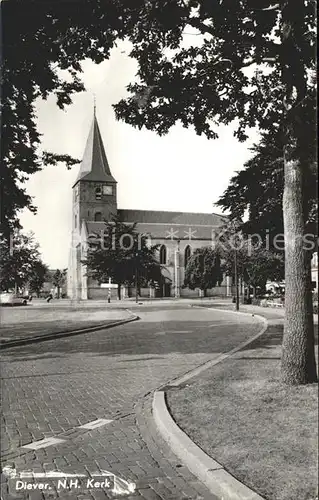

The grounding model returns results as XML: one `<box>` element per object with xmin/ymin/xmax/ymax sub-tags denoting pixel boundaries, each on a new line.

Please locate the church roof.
<box><xmin>118</xmin><ymin>209</ymin><xmax>227</xmax><ymax>226</ymax></box>
<box><xmin>85</xmin><ymin>210</ymin><xmax>227</xmax><ymax>240</ymax></box>
<box><xmin>73</xmin><ymin>113</ymin><xmax>116</xmax><ymax>187</ymax></box>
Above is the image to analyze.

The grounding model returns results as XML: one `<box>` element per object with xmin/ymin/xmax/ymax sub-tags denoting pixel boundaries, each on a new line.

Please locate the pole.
<box><xmin>234</xmin><ymin>248</ymin><xmax>239</xmax><ymax>311</ymax></box>
<box><xmin>108</xmin><ymin>277</ymin><xmax>111</xmax><ymax>303</ymax></box>
<box><xmin>175</xmin><ymin>240</ymin><xmax>180</xmax><ymax>299</ymax></box>
<box><xmin>135</xmin><ymin>253</ymin><xmax>138</xmax><ymax>303</ymax></box>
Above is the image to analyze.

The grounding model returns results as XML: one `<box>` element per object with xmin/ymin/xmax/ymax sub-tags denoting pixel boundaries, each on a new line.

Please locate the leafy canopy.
<box><xmin>184</xmin><ymin>246</ymin><xmax>223</xmax><ymax>292</ymax></box>
<box><xmin>216</xmin><ymin>131</ymin><xmax>318</xmax><ymax>241</ymax></box>
<box><xmin>0</xmin><ymin>231</ymin><xmax>46</xmax><ymax>292</ymax></box>
<box><xmin>28</xmin><ymin>261</ymin><xmax>49</xmax><ymax>296</ymax></box>
<box><xmin>2</xmin><ymin>0</ymin><xmax>316</xmax><ymax>233</ymax></box>
<box><xmin>84</xmin><ymin>215</ymin><xmax>163</xmax><ymax>290</ymax></box>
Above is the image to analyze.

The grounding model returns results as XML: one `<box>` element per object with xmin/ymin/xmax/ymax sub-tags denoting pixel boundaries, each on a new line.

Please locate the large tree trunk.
<box><xmin>280</xmin><ymin>0</ymin><xmax>317</xmax><ymax>385</ymax></box>
<box><xmin>281</xmin><ymin>159</ymin><xmax>317</xmax><ymax>384</ymax></box>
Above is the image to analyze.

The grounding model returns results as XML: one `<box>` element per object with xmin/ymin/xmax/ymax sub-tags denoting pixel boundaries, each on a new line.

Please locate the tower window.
<box><xmin>159</xmin><ymin>245</ymin><xmax>167</xmax><ymax>265</ymax></box>
<box><xmin>95</xmin><ymin>187</ymin><xmax>102</xmax><ymax>200</ymax></box>
<box><xmin>103</xmin><ymin>185</ymin><xmax>113</xmax><ymax>195</ymax></box>
<box><xmin>184</xmin><ymin>245</ymin><xmax>191</xmax><ymax>268</ymax></box>
<box><xmin>94</xmin><ymin>212</ymin><xmax>102</xmax><ymax>222</ymax></box>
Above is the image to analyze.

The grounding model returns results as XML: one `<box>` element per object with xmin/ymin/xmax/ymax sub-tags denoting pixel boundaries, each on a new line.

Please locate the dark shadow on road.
<box><xmin>0</xmin><ymin>316</ymin><xmax>262</xmax><ymax>362</ymax></box>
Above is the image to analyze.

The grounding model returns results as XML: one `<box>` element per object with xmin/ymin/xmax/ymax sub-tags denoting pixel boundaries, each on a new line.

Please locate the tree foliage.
<box><xmin>52</xmin><ymin>269</ymin><xmax>67</xmax><ymax>298</ymax></box>
<box><xmin>2</xmin><ymin>0</ymin><xmax>314</xmax><ymax>234</ymax></box>
<box><xmin>222</xmin><ymin>241</ymin><xmax>284</xmax><ymax>296</ymax></box>
<box><xmin>28</xmin><ymin>261</ymin><xmax>49</xmax><ymax>297</ymax></box>
<box><xmin>216</xmin><ymin>131</ymin><xmax>318</xmax><ymax>243</ymax></box>
<box><xmin>0</xmin><ymin>231</ymin><xmax>43</xmax><ymax>292</ymax></box>
<box><xmin>2</xmin><ymin>0</ymin><xmax>317</xmax><ymax>383</ymax></box>
<box><xmin>84</xmin><ymin>215</ymin><xmax>163</xmax><ymax>299</ymax></box>
<box><xmin>184</xmin><ymin>247</ymin><xmax>223</xmax><ymax>296</ymax></box>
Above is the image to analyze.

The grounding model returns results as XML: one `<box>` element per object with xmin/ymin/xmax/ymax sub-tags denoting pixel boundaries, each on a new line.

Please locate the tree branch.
<box><xmin>187</xmin><ymin>17</ymin><xmax>215</xmax><ymax>37</ymax></box>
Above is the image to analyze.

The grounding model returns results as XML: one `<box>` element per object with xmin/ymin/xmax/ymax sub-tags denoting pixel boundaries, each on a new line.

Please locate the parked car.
<box><xmin>0</xmin><ymin>293</ymin><xmax>29</xmax><ymax>306</ymax></box>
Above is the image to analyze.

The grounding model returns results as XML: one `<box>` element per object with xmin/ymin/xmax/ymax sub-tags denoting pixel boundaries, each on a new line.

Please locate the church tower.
<box><xmin>68</xmin><ymin>110</ymin><xmax>117</xmax><ymax>300</ymax></box>
<box><xmin>72</xmin><ymin>110</ymin><xmax>117</xmax><ymax>231</ymax></box>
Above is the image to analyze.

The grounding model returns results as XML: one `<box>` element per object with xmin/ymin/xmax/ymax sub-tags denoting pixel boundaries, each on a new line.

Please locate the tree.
<box><xmin>52</xmin><ymin>269</ymin><xmax>67</xmax><ymax>299</ymax></box>
<box><xmin>0</xmin><ymin>231</ymin><xmax>42</xmax><ymax>293</ymax></box>
<box><xmin>2</xmin><ymin>1</ymin><xmax>316</xmax><ymax>383</ymax></box>
<box><xmin>1</xmin><ymin>0</ymin><xmax>101</xmax><ymax>233</ymax></box>
<box><xmin>184</xmin><ymin>247</ymin><xmax>223</xmax><ymax>297</ymax></box>
<box><xmin>84</xmin><ymin>215</ymin><xmax>162</xmax><ymax>300</ymax></box>
<box><xmin>216</xmin><ymin>131</ymin><xmax>318</xmax><ymax>245</ymax></box>
<box><xmin>222</xmin><ymin>241</ymin><xmax>284</xmax><ymax>298</ymax></box>
<box><xmin>28</xmin><ymin>261</ymin><xmax>49</xmax><ymax>297</ymax></box>
<box><xmin>111</xmin><ymin>1</ymin><xmax>317</xmax><ymax>385</ymax></box>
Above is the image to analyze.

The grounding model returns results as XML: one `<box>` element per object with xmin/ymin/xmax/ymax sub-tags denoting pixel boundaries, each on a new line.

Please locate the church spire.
<box><xmin>73</xmin><ymin>110</ymin><xmax>116</xmax><ymax>187</ymax></box>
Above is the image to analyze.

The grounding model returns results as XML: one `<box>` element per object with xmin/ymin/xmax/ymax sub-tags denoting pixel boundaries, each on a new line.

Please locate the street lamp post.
<box><xmin>108</xmin><ymin>277</ymin><xmax>111</xmax><ymax>303</ymax></box>
<box><xmin>135</xmin><ymin>251</ymin><xmax>139</xmax><ymax>303</ymax></box>
<box><xmin>234</xmin><ymin>245</ymin><xmax>239</xmax><ymax>311</ymax></box>
<box><xmin>174</xmin><ymin>240</ymin><xmax>180</xmax><ymax>299</ymax></box>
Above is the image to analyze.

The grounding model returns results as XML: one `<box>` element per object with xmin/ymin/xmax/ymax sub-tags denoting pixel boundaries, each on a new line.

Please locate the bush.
<box><xmin>260</xmin><ymin>298</ymin><xmax>268</xmax><ymax>307</ymax></box>
<box><xmin>252</xmin><ymin>298</ymin><xmax>260</xmax><ymax>306</ymax></box>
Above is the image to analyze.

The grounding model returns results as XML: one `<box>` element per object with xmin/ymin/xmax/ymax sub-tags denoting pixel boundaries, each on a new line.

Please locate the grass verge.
<box><xmin>166</xmin><ymin>323</ymin><xmax>318</xmax><ymax>500</ymax></box>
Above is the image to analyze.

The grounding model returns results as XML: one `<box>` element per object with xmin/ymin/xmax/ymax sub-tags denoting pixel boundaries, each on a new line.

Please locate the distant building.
<box><xmin>67</xmin><ymin>110</ymin><xmax>231</xmax><ymax>300</ymax></box>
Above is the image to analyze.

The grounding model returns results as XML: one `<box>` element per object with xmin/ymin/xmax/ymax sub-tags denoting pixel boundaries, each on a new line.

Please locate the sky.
<box><xmin>19</xmin><ymin>39</ymin><xmax>258</xmax><ymax>269</ymax></box>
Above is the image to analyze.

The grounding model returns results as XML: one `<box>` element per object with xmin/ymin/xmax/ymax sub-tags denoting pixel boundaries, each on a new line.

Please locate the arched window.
<box><xmin>95</xmin><ymin>186</ymin><xmax>102</xmax><ymax>200</ymax></box>
<box><xmin>94</xmin><ymin>212</ymin><xmax>102</xmax><ymax>222</ymax></box>
<box><xmin>159</xmin><ymin>245</ymin><xmax>167</xmax><ymax>265</ymax></box>
<box><xmin>74</xmin><ymin>214</ymin><xmax>77</xmax><ymax>228</ymax></box>
<box><xmin>184</xmin><ymin>245</ymin><xmax>191</xmax><ymax>268</ymax></box>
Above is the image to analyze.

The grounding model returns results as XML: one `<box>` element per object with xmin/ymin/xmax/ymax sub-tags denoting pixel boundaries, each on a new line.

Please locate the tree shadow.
<box><xmin>241</xmin><ymin>323</ymin><xmax>318</xmax><ymax>353</ymax></box>
<box><xmin>2</xmin><ymin>313</ymin><xmax>317</xmax><ymax>363</ymax></box>
<box><xmin>0</xmin><ymin>315</ymin><xmax>262</xmax><ymax>360</ymax></box>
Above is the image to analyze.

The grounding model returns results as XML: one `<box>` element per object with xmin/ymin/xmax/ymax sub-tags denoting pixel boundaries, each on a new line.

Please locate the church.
<box><xmin>67</xmin><ymin>111</ymin><xmax>231</xmax><ymax>300</ymax></box>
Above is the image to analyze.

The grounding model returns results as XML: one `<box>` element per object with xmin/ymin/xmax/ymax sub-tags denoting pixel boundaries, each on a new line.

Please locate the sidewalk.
<box><xmin>0</xmin><ymin>306</ymin><xmax>135</xmax><ymax>345</ymax></box>
<box><xmin>165</xmin><ymin>305</ymin><xmax>318</xmax><ymax>500</ymax></box>
<box><xmin>27</xmin><ymin>296</ymin><xmax>234</xmax><ymax>308</ymax></box>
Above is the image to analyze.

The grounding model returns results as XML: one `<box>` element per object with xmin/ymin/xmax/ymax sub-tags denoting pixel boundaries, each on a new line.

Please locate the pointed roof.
<box><xmin>73</xmin><ymin>112</ymin><xmax>116</xmax><ymax>187</ymax></box>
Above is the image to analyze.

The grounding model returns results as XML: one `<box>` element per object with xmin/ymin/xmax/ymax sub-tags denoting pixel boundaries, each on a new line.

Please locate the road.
<box><xmin>1</xmin><ymin>304</ymin><xmax>262</xmax><ymax>500</ymax></box>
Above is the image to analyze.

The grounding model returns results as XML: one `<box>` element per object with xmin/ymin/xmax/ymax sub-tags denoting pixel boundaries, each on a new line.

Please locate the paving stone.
<box><xmin>139</xmin><ymin>488</ymin><xmax>163</xmax><ymax>500</ymax></box>
<box><xmin>1</xmin><ymin>305</ymin><xmax>260</xmax><ymax>499</ymax></box>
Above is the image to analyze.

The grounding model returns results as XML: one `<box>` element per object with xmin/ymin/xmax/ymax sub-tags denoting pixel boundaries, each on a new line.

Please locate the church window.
<box><xmin>103</xmin><ymin>185</ymin><xmax>113</xmax><ymax>195</ymax></box>
<box><xmin>94</xmin><ymin>212</ymin><xmax>102</xmax><ymax>222</ymax></box>
<box><xmin>185</xmin><ymin>245</ymin><xmax>191</xmax><ymax>268</ymax></box>
<box><xmin>75</xmin><ymin>185</ymin><xmax>79</xmax><ymax>200</ymax></box>
<box><xmin>159</xmin><ymin>245</ymin><xmax>167</xmax><ymax>265</ymax></box>
<box><xmin>95</xmin><ymin>186</ymin><xmax>102</xmax><ymax>200</ymax></box>
<box><xmin>74</xmin><ymin>214</ymin><xmax>77</xmax><ymax>228</ymax></box>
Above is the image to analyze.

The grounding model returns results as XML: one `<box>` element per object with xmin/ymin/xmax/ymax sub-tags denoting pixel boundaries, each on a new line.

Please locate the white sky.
<box><xmin>19</xmin><ymin>40</ymin><xmax>258</xmax><ymax>269</ymax></box>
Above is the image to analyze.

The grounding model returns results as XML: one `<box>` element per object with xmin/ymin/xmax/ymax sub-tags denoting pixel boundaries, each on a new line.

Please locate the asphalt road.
<box><xmin>0</xmin><ymin>304</ymin><xmax>262</xmax><ymax>500</ymax></box>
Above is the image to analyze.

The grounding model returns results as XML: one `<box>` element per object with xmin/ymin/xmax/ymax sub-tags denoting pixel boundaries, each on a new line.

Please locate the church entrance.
<box><xmin>163</xmin><ymin>283</ymin><xmax>171</xmax><ymax>297</ymax></box>
<box><xmin>158</xmin><ymin>272</ymin><xmax>172</xmax><ymax>298</ymax></box>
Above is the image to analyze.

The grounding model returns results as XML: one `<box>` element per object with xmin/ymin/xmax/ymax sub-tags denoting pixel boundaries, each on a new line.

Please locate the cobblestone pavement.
<box><xmin>0</xmin><ymin>307</ymin><xmax>132</xmax><ymax>343</ymax></box>
<box><xmin>1</xmin><ymin>304</ymin><xmax>263</xmax><ymax>500</ymax></box>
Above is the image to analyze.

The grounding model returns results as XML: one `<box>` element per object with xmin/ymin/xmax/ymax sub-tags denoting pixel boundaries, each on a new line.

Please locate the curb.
<box><xmin>167</xmin><ymin>306</ymin><xmax>268</xmax><ymax>387</ymax></box>
<box><xmin>153</xmin><ymin>307</ymin><xmax>268</xmax><ymax>500</ymax></box>
<box><xmin>0</xmin><ymin>309</ymin><xmax>139</xmax><ymax>350</ymax></box>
